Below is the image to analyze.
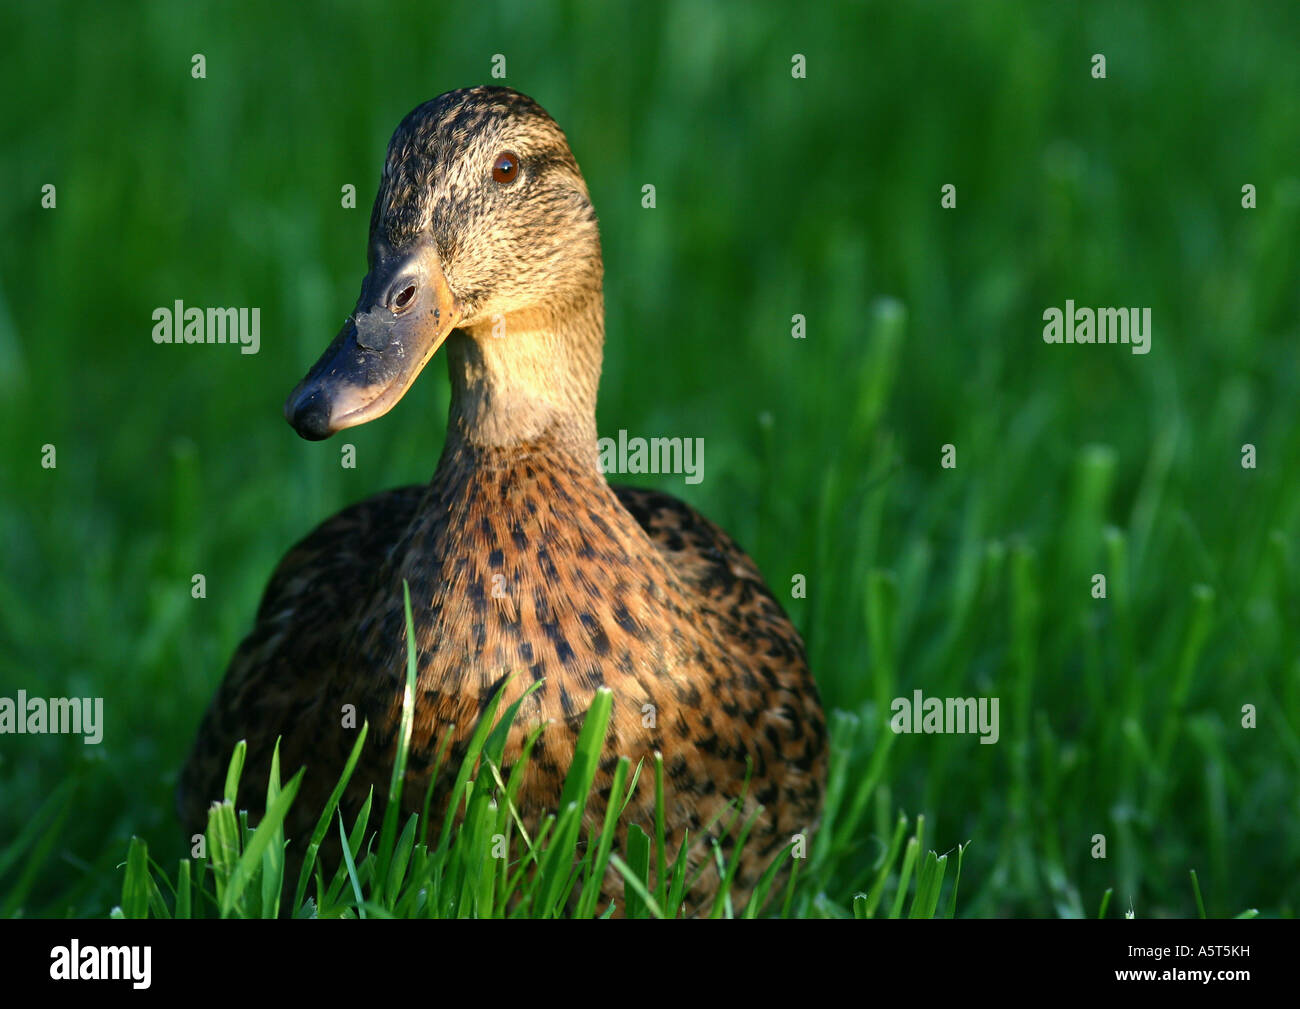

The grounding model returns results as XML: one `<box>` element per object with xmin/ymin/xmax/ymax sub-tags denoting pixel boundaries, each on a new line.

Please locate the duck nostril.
<box><xmin>393</xmin><ymin>285</ymin><xmax>416</xmax><ymax>311</ymax></box>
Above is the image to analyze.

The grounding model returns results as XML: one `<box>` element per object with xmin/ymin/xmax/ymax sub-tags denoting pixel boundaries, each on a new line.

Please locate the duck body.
<box><xmin>178</xmin><ymin>87</ymin><xmax>826</xmax><ymax>912</ymax></box>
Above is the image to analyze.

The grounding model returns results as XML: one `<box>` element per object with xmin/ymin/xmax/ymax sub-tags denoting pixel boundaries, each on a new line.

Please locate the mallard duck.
<box><xmin>178</xmin><ymin>86</ymin><xmax>826</xmax><ymax>913</ymax></box>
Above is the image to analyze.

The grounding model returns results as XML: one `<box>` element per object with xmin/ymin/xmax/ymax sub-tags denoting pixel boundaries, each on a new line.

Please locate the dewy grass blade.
<box><xmin>417</xmin><ymin>729</ymin><xmax>454</xmax><ymax>850</ymax></box>
<box><xmin>653</xmin><ymin>751</ymin><xmax>668</xmax><ymax>908</ymax></box>
<box><xmin>558</xmin><ymin>687</ymin><xmax>613</xmax><ymax>814</ymax></box>
<box><xmin>888</xmin><ymin>836</ymin><xmax>921</xmax><ymax>919</ymax></box>
<box><xmin>664</xmin><ymin>829</ymin><xmax>693</xmax><ymax>916</ymax></box>
<box><xmin>206</xmin><ymin>800</ymin><xmax>240</xmax><ymax>913</ymax></box>
<box><xmin>743</xmin><ymin>841</ymin><xmax>795</xmax><ymax>919</ymax></box>
<box><xmin>223</xmin><ymin>739</ymin><xmax>247</xmax><ymax>805</ymax></box>
<box><xmin>1190</xmin><ymin>869</ymin><xmax>1207</xmax><ymax>919</ymax></box>
<box><xmin>499</xmin><ymin>721</ymin><xmax>549</xmax><ymax>847</ymax></box>
<box><xmin>609</xmin><ymin>852</ymin><xmax>665</xmax><ymax>919</ymax></box>
<box><xmin>624</xmin><ymin>823</ymin><xmax>651</xmax><ymax>918</ymax></box>
<box><xmin>435</xmin><ymin>679</ymin><xmax>518</xmax><ymax>853</ymax></box>
<box><xmin>385</xmin><ymin>813</ymin><xmax>420</xmax><ymax>907</ymax></box>
<box><xmin>484</xmin><ymin>677</ymin><xmax>544</xmax><ymax>768</ymax></box>
<box><xmin>337</xmin><ymin>811</ymin><xmax>366</xmax><ymax>919</ymax></box>
<box><xmin>535</xmin><ymin>687</ymin><xmax>613</xmax><ymax>915</ymax></box>
<box><xmin>708</xmin><ymin>806</ymin><xmax>763</xmax><ymax>919</ymax></box>
<box><xmin>862</xmin><ymin>811</ymin><xmax>908</xmax><ymax>918</ymax></box>
<box><xmin>120</xmin><ymin>837</ymin><xmax>152</xmax><ymax>919</ymax></box>
<box><xmin>261</xmin><ymin>739</ymin><xmax>285</xmax><ymax>919</ymax></box>
<box><xmin>322</xmin><ymin>788</ymin><xmax>373</xmax><ymax>911</ymax></box>
<box><xmin>220</xmin><ymin>768</ymin><xmax>303</xmax><ymax>918</ymax></box>
<box><xmin>292</xmin><ymin>721</ymin><xmax>369</xmax><ymax>912</ymax></box>
<box><xmin>575</xmin><ymin>754</ymin><xmax>631</xmax><ymax>918</ymax></box>
<box><xmin>910</xmin><ymin>850</ymin><xmax>948</xmax><ymax>918</ymax></box>
<box><xmin>375</xmin><ymin>580</ymin><xmax>421</xmax><ymax>905</ymax></box>
<box><xmin>176</xmin><ymin>859</ymin><xmax>192</xmax><ymax>920</ymax></box>
<box><xmin>944</xmin><ymin>842</ymin><xmax>967</xmax><ymax>919</ymax></box>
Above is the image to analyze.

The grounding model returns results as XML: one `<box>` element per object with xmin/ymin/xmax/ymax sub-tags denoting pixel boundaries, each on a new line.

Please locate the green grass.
<box><xmin>112</xmin><ymin>583</ymin><xmax>957</xmax><ymax>918</ymax></box>
<box><xmin>1</xmin><ymin>0</ymin><xmax>1298</xmax><ymax>918</ymax></box>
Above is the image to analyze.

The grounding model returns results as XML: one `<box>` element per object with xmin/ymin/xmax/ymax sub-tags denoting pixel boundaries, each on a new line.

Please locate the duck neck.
<box><xmin>441</xmin><ymin>293</ymin><xmax>603</xmax><ymax>468</ymax></box>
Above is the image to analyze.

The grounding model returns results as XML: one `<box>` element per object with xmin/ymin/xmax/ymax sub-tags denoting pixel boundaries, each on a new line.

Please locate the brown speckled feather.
<box><xmin>178</xmin><ymin>86</ymin><xmax>827</xmax><ymax>915</ymax></box>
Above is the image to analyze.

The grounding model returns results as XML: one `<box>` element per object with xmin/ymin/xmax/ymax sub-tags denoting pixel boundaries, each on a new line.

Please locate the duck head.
<box><xmin>286</xmin><ymin>87</ymin><xmax>603</xmax><ymax>447</ymax></box>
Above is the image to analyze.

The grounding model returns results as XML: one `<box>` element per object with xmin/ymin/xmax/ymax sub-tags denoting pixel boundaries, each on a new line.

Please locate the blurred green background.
<box><xmin>1</xmin><ymin>0</ymin><xmax>1297</xmax><ymax>917</ymax></box>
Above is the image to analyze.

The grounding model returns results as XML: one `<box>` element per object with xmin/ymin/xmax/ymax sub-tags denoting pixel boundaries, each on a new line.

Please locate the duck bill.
<box><xmin>284</xmin><ymin>250</ymin><xmax>462</xmax><ymax>440</ymax></box>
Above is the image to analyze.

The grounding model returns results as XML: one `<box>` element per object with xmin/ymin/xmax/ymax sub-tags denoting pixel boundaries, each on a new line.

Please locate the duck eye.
<box><xmin>393</xmin><ymin>284</ymin><xmax>416</xmax><ymax>311</ymax></box>
<box><xmin>492</xmin><ymin>152</ymin><xmax>519</xmax><ymax>185</ymax></box>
